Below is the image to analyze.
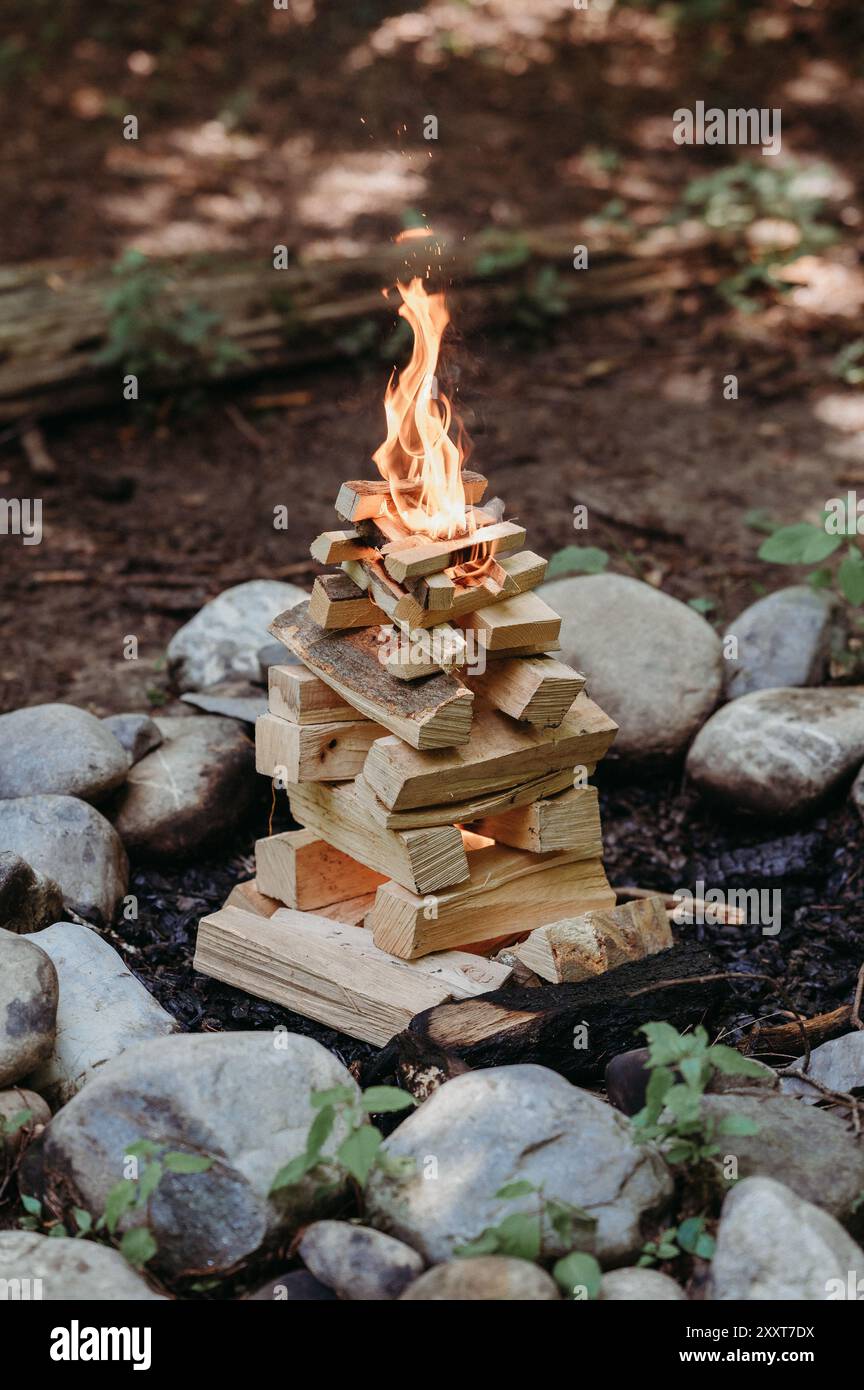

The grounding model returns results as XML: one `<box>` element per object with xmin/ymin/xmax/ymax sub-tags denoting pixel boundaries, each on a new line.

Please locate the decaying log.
<box><xmin>363</xmin><ymin>943</ymin><xmax>728</xmax><ymax>1086</ymax></box>
<box><xmin>270</xmin><ymin>601</ymin><xmax>474</xmax><ymax>749</ymax></box>
<box><xmin>743</xmin><ymin>1004</ymin><xmax>853</xmax><ymax>1058</ymax></box>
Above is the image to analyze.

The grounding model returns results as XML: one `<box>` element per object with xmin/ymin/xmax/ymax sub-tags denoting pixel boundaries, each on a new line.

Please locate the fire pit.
<box><xmin>193</xmin><ymin>275</ymin><xmax>692</xmax><ymax>1051</ymax></box>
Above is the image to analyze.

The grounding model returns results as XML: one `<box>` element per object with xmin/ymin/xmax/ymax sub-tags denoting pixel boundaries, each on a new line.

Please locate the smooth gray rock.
<box><xmin>0</xmin><ymin>704</ymin><xmax>129</xmax><ymax>802</ymax></box>
<box><xmin>167</xmin><ymin>580</ymin><xmax>307</xmax><ymax>693</ymax></box>
<box><xmin>540</xmin><ymin>574</ymin><xmax>722</xmax><ymax>765</ymax></box>
<box><xmin>0</xmin><ymin>1231</ymin><xmax>165</xmax><ymax>1300</ymax></box>
<box><xmin>246</xmin><ymin>1270</ymin><xmax>338</xmax><ymax>1300</ymax></box>
<box><xmin>780</xmin><ymin>1031</ymin><xmax>864</xmax><ymax>1104</ymax></box>
<box><xmin>299</xmin><ymin>1221</ymin><xmax>424</xmax><ymax>1300</ymax></box>
<box><xmin>700</xmin><ymin>1092</ymin><xmax>864</xmax><ymax>1228</ymax></box>
<box><xmin>0</xmin><ymin>852</ymin><xmax>64</xmax><ymax>935</ymax></box>
<box><xmin>111</xmin><ymin>715</ymin><xmax>254</xmax><ymax>860</ymax></box>
<box><xmin>724</xmin><ymin>586</ymin><xmax>842</xmax><ymax>699</ymax></box>
<box><xmin>686</xmin><ymin>687</ymin><xmax>864</xmax><ymax>817</ymax></box>
<box><xmin>257</xmin><ymin>643</ymin><xmax>296</xmax><ymax>683</ymax></box>
<box><xmin>102</xmin><ymin>713</ymin><xmax>163</xmax><ymax>765</ymax></box>
<box><xmin>0</xmin><ymin>933</ymin><xmax>58</xmax><ymax>1087</ymax></box>
<box><xmin>0</xmin><ymin>795</ymin><xmax>128</xmax><ymax>925</ymax></box>
<box><xmin>40</xmin><ymin>1032</ymin><xmax>358</xmax><ymax>1277</ymax></box>
<box><xmin>709</xmin><ymin>1177</ymin><xmax>864</xmax><ymax>1301</ymax></box>
<box><xmin>0</xmin><ymin>1087</ymin><xmax>51</xmax><ymax>1156</ymax></box>
<box><xmin>181</xmin><ymin>682</ymin><xmax>268</xmax><ymax>725</ymax></box>
<box><xmin>599</xmin><ymin>1267</ymin><xmax>688</xmax><ymax>1300</ymax></box>
<box><xmin>399</xmin><ymin>1256</ymin><xmax>560</xmax><ymax>1301</ymax></box>
<box><xmin>365</xmin><ymin>1065</ymin><xmax>672</xmax><ymax>1267</ymax></box>
<box><xmin>24</xmin><ymin>922</ymin><xmax>179</xmax><ymax>1105</ymax></box>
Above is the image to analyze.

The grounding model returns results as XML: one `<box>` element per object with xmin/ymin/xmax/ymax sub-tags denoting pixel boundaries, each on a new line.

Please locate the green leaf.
<box><xmin>758</xmin><ymin>522</ymin><xmax>842</xmax><ymax>565</ymax></box>
<box><xmin>163</xmin><ymin>1152</ymin><xmax>215</xmax><ymax>1175</ymax></box>
<box><xmin>138</xmin><ymin>1160</ymin><xmax>163</xmax><ymax>1203</ymax></box>
<box><xmin>360</xmin><ymin>1086</ymin><xmax>418</xmax><ymax>1114</ymax></box>
<box><xmin>688</xmin><ymin>597</ymin><xmax>716</xmax><ymax>615</ymax></box>
<box><xmin>495</xmin><ymin>1180</ymin><xmax>537</xmax><ymax>1200</ymax></box>
<box><xmin>695</xmin><ymin>1232</ymin><xmax>716</xmax><ymax>1260</ymax></box>
<box><xmin>310</xmin><ymin>1085</ymin><xmax>355</xmax><ymax>1109</ymax></box>
<box><xmin>455</xmin><ymin>1229</ymin><xmax>501</xmax><ymax>1258</ymax></box>
<box><xmin>48</xmin><ymin>1224</ymin><xmax>68</xmax><ymax>1238</ymax></box>
<box><xmin>493</xmin><ymin>1211</ymin><xmax>542</xmax><ymax>1262</ymax></box>
<box><xmin>716</xmin><ymin>1114</ymin><xmax>760</xmax><ymax>1137</ymax></box>
<box><xmin>839</xmin><ymin>546</ymin><xmax>864</xmax><ymax>606</ymax></box>
<box><xmin>72</xmin><ymin>1208</ymin><xmax>93</xmax><ymax>1235</ymax></box>
<box><xmin>270</xmin><ymin>1152</ymin><xmax>317</xmax><ymax>1193</ymax></box>
<box><xmin>640</xmin><ymin>1021</ymin><xmax>688</xmax><ymax>1066</ymax></box>
<box><xmin>744</xmin><ymin>507</ymin><xmax>779</xmax><ymax>535</ymax></box>
<box><xmin>657</xmin><ymin>1242</ymin><xmax>680</xmax><ymax>1259</ymax></box>
<box><xmin>553</xmin><ymin>1251</ymin><xmax>602</xmax><ymax>1300</ymax></box>
<box><xmin>546</xmin><ymin>546</ymin><xmax>609</xmax><ymax>580</ymax></box>
<box><xmin>707</xmin><ymin>1044</ymin><xmax>771</xmax><ymax>1078</ymax></box>
<box><xmin>305</xmin><ymin>1104</ymin><xmax>336</xmax><ymax>1161</ymax></box>
<box><xmin>1</xmin><ymin>1108</ymin><xmax>33</xmax><ymax>1135</ymax></box>
<box><xmin>103</xmin><ymin>1180</ymin><xmax>139</xmax><ymax>1235</ymax></box>
<box><xmin>124</xmin><ymin>1139</ymin><xmax>160</xmax><ymax>1161</ymax></box>
<box><xmin>120</xmin><ymin>1226</ymin><xmax>158</xmax><ymax>1269</ymax></box>
<box><xmin>20</xmin><ymin>1194</ymin><xmax>42</xmax><ymax>1217</ymax></box>
<box><xmin>676</xmin><ymin>1216</ymin><xmax>707</xmax><ymax>1254</ymax></box>
<box><xmin>337</xmin><ymin>1125</ymin><xmax>382</xmax><ymax>1186</ymax></box>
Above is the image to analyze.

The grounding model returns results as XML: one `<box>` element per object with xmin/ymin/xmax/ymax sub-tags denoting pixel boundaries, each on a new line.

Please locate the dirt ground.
<box><xmin>3</xmin><ymin>1</ymin><xmax>864</xmax><ymax>712</ymax></box>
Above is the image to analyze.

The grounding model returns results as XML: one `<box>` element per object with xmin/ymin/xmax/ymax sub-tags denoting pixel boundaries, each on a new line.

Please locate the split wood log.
<box><xmin>194</xmin><ymin>905</ymin><xmax>514</xmax><ymax>1047</ymax></box>
<box><xmin>466</xmin><ymin>654</ymin><xmax>584</xmax><ymax>726</ymax></box>
<box><xmin>308</xmin><ymin>572</ymin><xmax>386</xmax><ymax>630</ymax></box>
<box><xmin>472</xmin><ymin>784</ymin><xmax>601</xmax><ymax>854</ymax></box>
<box><xmin>368</xmin><ymin>845</ymin><xmax>616</xmax><ymax>958</ymax></box>
<box><xmin>255</xmin><ymin>710</ymin><xmax>384</xmax><ymax>782</ymax></box>
<box><xmin>382</xmin><ymin>623</ymin><xmax>467</xmax><ymax>680</ymax></box>
<box><xmin>268</xmin><ymin>664</ymin><xmax>366</xmax><ymax>726</ymax></box>
<box><xmin>310</xmin><ymin>529</ymin><xmax>379</xmax><ymax>565</ymax></box>
<box><xmin>270</xmin><ymin>601</ymin><xmax>474</xmax><ymax>749</ymax></box>
<box><xmin>382</xmin><ymin>521</ymin><xmax>526</xmax><ymax>583</ymax></box>
<box><xmin>314</xmin><ymin>892</ymin><xmax>378</xmax><ymax>926</ymax></box>
<box><xmin>336</xmin><ymin>472</ymin><xmax>488</xmax><ymax>524</ymax></box>
<box><xmin>357</xmin><ymin>549</ymin><xmax>547</xmax><ymax>633</ymax></box>
<box><xmin>225</xmin><ymin>878</ymin><xmax>280</xmax><ymax>918</ymax></box>
<box><xmin>287</xmin><ymin>779</ymin><xmax>470</xmax><ymax>894</ymax></box>
<box><xmin>0</xmin><ymin>225</ymin><xmax>707</xmax><ymax>421</ymax></box>
<box><xmin>483</xmin><ymin>638</ymin><xmax>562</xmax><ymax>660</ymax></box>
<box><xmin>458</xmin><ymin>590</ymin><xmax>561</xmax><ymax>652</ymax></box>
<box><xmin>512</xmin><ymin>896</ymin><xmax>672</xmax><ymax>983</ymax></box>
<box><xmin>255</xmin><ymin>828</ymin><xmax>386</xmax><ymax>910</ymax></box>
<box><xmin>352</xmin><ymin>764</ymin><xmax>583</xmax><ymax>830</ymax></box>
<box><xmin>363</xmin><ymin>943</ymin><xmax>728</xmax><ymax>1085</ymax></box>
<box><xmin>361</xmin><ymin>693</ymin><xmax>617</xmax><ymax>811</ymax></box>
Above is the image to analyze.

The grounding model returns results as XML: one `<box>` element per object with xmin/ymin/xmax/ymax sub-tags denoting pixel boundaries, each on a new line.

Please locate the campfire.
<box><xmin>194</xmin><ymin>276</ymin><xmax>682</xmax><ymax>1060</ymax></box>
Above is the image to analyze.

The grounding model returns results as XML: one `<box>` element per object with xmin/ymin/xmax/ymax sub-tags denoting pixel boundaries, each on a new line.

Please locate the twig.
<box><xmin>615</xmin><ymin>884</ymin><xmax>745</xmax><ymax>926</ymax></box>
<box><xmin>775</xmin><ymin>1068</ymin><xmax>862</xmax><ymax>1138</ymax></box>
<box><xmin>224</xmin><ymin>403</ymin><xmax>267</xmax><ymax>452</ymax></box>
<box><xmin>20</xmin><ymin>423</ymin><xmax>57</xmax><ymax>477</ymax></box>
<box><xmin>853</xmin><ymin>963</ymin><xmax>864</xmax><ymax>1032</ymax></box>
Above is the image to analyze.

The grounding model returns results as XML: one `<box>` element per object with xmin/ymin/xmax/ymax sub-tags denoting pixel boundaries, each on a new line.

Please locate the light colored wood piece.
<box><xmin>352</xmin><ymin>764</ymin><xmax>583</xmax><ymax>829</ymax></box>
<box><xmin>472</xmin><ymin>785</ymin><xmax>602</xmax><ymax>855</ymax></box>
<box><xmin>255</xmin><ymin>711</ymin><xmax>384</xmax><ymax>782</ymax></box>
<box><xmin>485</xmin><ymin>638</ymin><xmax>562</xmax><ymax>660</ymax></box>
<box><xmin>314</xmin><ymin>892</ymin><xmax>378</xmax><ymax>926</ymax></box>
<box><xmin>255</xmin><ymin>829</ymin><xmax>386</xmax><ymax>910</ymax></box>
<box><xmin>467</xmin><ymin>654</ymin><xmax>584</xmax><ymax>726</ymax></box>
<box><xmin>383</xmin><ymin>623</ymin><xmax>467</xmax><ymax>680</ymax></box>
<box><xmin>362</xmin><ymin>693</ymin><xmax>617</xmax><ymax>812</ymax></box>
<box><xmin>460</xmin><ymin>590</ymin><xmax>562</xmax><ymax>652</ymax></box>
<box><xmin>383</xmin><ymin>521</ymin><xmax>526</xmax><ymax>583</ymax></box>
<box><xmin>270</xmin><ymin>603</ymin><xmax>474</xmax><ymax>750</ymax></box>
<box><xmin>310</xmin><ymin>530</ymin><xmax>378</xmax><ymax>565</ymax></box>
<box><xmin>512</xmin><ymin>897</ymin><xmax>673</xmax><ymax>983</ymax></box>
<box><xmin>193</xmin><ymin>905</ymin><xmax>513</xmax><ymax>1046</ymax></box>
<box><xmin>287</xmin><ymin>780</ymin><xmax>470</xmax><ymax>894</ymax></box>
<box><xmin>369</xmin><ymin>847</ymin><xmax>616</xmax><ymax>959</ymax></box>
<box><xmin>224</xmin><ymin>879</ymin><xmax>280</xmax><ymax>918</ymax></box>
<box><xmin>499</xmin><ymin>550</ymin><xmax>548</xmax><ymax>591</ymax></box>
<box><xmin>308</xmin><ymin>573</ymin><xmax>386</xmax><ymax>630</ymax></box>
<box><xmin>268</xmin><ymin>664</ymin><xmax>367</xmax><ymax>726</ymax></box>
<box><xmin>336</xmin><ymin>471</ymin><xmax>487</xmax><ymax>523</ymax></box>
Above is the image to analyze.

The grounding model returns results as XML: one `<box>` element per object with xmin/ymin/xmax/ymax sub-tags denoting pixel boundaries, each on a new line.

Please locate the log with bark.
<box><xmin>0</xmin><ymin>225</ymin><xmax>707</xmax><ymax>421</ymax></box>
<box><xmin>361</xmin><ymin>942</ymin><xmax>730</xmax><ymax>1089</ymax></box>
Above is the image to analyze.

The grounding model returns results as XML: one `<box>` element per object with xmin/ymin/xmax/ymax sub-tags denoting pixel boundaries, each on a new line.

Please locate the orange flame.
<box><xmin>372</xmin><ymin>277</ymin><xmax>473</xmax><ymax>541</ymax></box>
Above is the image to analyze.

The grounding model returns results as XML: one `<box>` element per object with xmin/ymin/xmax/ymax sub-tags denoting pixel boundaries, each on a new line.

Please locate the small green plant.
<box><xmin>546</xmin><ymin>545</ymin><xmax>609</xmax><ymax>579</ymax></box>
<box><xmin>832</xmin><ymin>340</ymin><xmax>864</xmax><ymax>386</ymax></box>
<box><xmin>270</xmin><ymin>1084</ymin><xmax>417</xmax><ymax>1197</ymax></box>
<box><xmin>97</xmin><ymin>250</ymin><xmax>249</xmax><ymax>382</ymax></box>
<box><xmin>455</xmin><ymin>1179</ymin><xmax>602</xmax><ymax>1299</ymax></box>
<box><xmin>19</xmin><ymin>1139</ymin><xmax>213</xmax><ymax>1270</ymax></box>
<box><xmin>676</xmin><ymin>160</ymin><xmax>838</xmax><ymax>311</ymax></box>
<box><xmin>632</xmin><ymin>1022</ymin><xmax>765</xmax><ymax>1167</ymax></box>
<box><xmin>639</xmin><ymin>1215</ymin><xmax>715</xmax><ymax>1268</ymax></box>
<box><xmin>758</xmin><ymin>517</ymin><xmax>864</xmax><ymax>608</ymax></box>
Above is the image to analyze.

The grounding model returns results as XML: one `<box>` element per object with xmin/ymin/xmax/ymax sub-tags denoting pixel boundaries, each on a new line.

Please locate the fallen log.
<box><xmin>0</xmin><ymin>225</ymin><xmax>707</xmax><ymax>421</ymax></box>
<box><xmin>362</xmin><ymin>943</ymin><xmax>729</xmax><ymax>1087</ymax></box>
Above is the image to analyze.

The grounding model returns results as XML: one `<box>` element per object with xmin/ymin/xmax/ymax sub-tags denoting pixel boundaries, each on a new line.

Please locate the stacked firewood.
<box><xmin>195</xmin><ymin>472</ymin><xmax>677</xmax><ymax>1047</ymax></box>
